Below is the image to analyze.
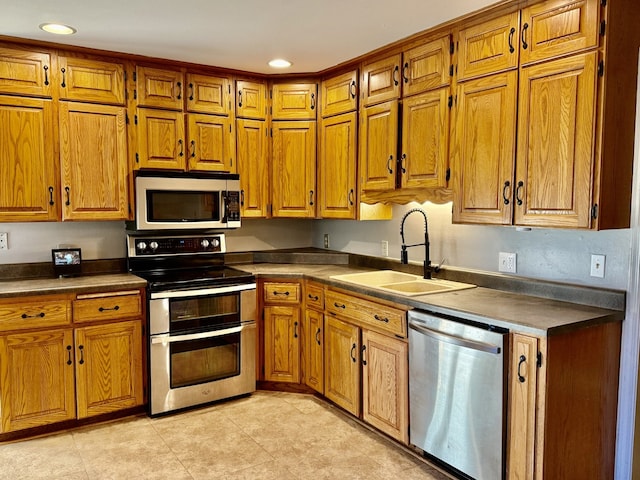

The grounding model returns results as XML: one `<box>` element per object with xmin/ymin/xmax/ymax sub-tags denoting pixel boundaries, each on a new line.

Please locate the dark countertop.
<box><xmin>0</xmin><ymin>273</ymin><xmax>147</xmax><ymax>298</ymax></box>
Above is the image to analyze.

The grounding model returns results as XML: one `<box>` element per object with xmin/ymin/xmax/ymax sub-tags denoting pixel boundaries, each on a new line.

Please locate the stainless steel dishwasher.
<box><xmin>408</xmin><ymin>309</ymin><xmax>508</xmax><ymax>480</ymax></box>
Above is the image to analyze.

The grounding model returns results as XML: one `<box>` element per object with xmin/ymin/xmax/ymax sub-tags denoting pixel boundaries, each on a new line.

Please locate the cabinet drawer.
<box><xmin>326</xmin><ymin>290</ymin><xmax>407</xmax><ymax>338</ymax></box>
<box><xmin>305</xmin><ymin>283</ymin><xmax>324</xmax><ymax>310</ymax></box>
<box><xmin>74</xmin><ymin>291</ymin><xmax>142</xmax><ymax>323</ymax></box>
<box><xmin>263</xmin><ymin>282</ymin><xmax>301</xmax><ymax>304</ymax></box>
<box><xmin>0</xmin><ymin>296</ymin><xmax>71</xmax><ymax>331</ymax></box>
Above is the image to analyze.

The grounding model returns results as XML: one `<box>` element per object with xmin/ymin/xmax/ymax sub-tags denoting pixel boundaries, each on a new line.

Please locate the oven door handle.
<box><xmin>151</xmin><ymin>325</ymin><xmax>247</xmax><ymax>344</ymax></box>
<box><xmin>150</xmin><ymin>283</ymin><xmax>256</xmax><ymax>300</ymax></box>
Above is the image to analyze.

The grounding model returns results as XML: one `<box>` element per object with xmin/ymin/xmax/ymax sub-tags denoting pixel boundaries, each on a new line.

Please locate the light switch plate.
<box><xmin>590</xmin><ymin>254</ymin><xmax>606</xmax><ymax>278</ymax></box>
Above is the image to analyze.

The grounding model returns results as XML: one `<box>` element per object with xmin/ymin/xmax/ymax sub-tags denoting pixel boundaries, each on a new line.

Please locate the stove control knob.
<box><xmin>137</xmin><ymin>241</ymin><xmax>147</xmax><ymax>251</ymax></box>
<box><xmin>149</xmin><ymin>241</ymin><xmax>159</xmax><ymax>251</ymax></box>
<box><xmin>211</xmin><ymin>238</ymin><xmax>220</xmax><ymax>248</ymax></box>
<box><xmin>201</xmin><ymin>239</ymin><xmax>210</xmax><ymax>249</ymax></box>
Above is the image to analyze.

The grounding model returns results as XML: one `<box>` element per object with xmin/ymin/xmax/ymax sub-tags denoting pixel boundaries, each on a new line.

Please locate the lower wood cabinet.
<box><xmin>303</xmin><ymin>307</ymin><xmax>324</xmax><ymax>394</ymax></box>
<box><xmin>0</xmin><ymin>289</ymin><xmax>145</xmax><ymax>434</ymax></box>
<box><xmin>324</xmin><ymin>315</ymin><xmax>361</xmax><ymax>416</ymax></box>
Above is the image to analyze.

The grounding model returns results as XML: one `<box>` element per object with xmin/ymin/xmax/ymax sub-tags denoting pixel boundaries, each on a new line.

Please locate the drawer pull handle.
<box><xmin>273</xmin><ymin>291</ymin><xmax>290</xmax><ymax>296</ymax></box>
<box><xmin>315</xmin><ymin>328</ymin><xmax>321</xmax><ymax>346</ymax></box>
<box><xmin>190</xmin><ymin>140</ymin><xmax>196</xmax><ymax>158</ymax></box>
<box><xmin>78</xmin><ymin>345</ymin><xmax>85</xmax><ymax>365</ymax></box>
<box><xmin>350</xmin><ymin>343</ymin><xmax>357</xmax><ymax>363</ymax></box>
<box><xmin>21</xmin><ymin>312</ymin><xmax>45</xmax><ymax>319</ymax></box>
<box><xmin>294</xmin><ymin>321</ymin><xmax>299</xmax><ymax>338</ymax></box>
<box><xmin>308</xmin><ymin>294</ymin><xmax>319</xmax><ymax>301</ymax></box>
<box><xmin>98</xmin><ymin>305</ymin><xmax>120</xmax><ymax>312</ymax></box>
<box><xmin>66</xmin><ymin>345</ymin><xmax>72</xmax><ymax>365</ymax></box>
<box><xmin>334</xmin><ymin>302</ymin><xmax>346</xmax><ymax>309</ymax></box>
<box><xmin>374</xmin><ymin>314</ymin><xmax>389</xmax><ymax>323</ymax></box>
<box><xmin>517</xmin><ymin>354</ymin><xmax>527</xmax><ymax>383</ymax></box>
<box><xmin>361</xmin><ymin>344</ymin><xmax>367</xmax><ymax>365</ymax></box>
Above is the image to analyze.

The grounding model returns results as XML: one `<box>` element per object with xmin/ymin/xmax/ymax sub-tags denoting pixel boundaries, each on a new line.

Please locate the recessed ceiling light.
<box><xmin>39</xmin><ymin>23</ymin><xmax>77</xmax><ymax>35</ymax></box>
<box><xmin>268</xmin><ymin>59</ymin><xmax>292</xmax><ymax>68</ymax></box>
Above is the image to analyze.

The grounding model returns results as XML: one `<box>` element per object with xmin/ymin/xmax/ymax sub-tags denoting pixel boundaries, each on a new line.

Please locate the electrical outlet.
<box><xmin>381</xmin><ymin>240</ymin><xmax>389</xmax><ymax>257</ymax></box>
<box><xmin>498</xmin><ymin>252</ymin><xmax>516</xmax><ymax>273</ymax></box>
<box><xmin>324</xmin><ymin>234</ymin><xmax>330</xmax><ymax>249</ymax></box>
<box><xmin>590</xmin><ymin>254</ymin><xmax>606</xmax><ymax>278</ymax></box>
<box><xmin>0</xmin><ymin>232</ymin><xmax>7</xmax><ymax>251</ymax></box>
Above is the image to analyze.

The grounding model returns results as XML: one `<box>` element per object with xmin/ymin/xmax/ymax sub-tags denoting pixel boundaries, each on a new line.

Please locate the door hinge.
<box><xmin>269</xmin><ymin>89</ymin><xmax>272</xmax><ymax>99</ymax></box>
<box><xmin>601</xmin><ymin>0</ymin><xmax>607</xmax><ymax>5</ymax></box>
<box><xmin>448</xmin><ymin>95</ymin><xmax>453</xmax><ymax>108</ymax></box>
<box><xmin>134</xmin><ymin>90</ymin><xmax>137</xmax><ymax>100</ymax></box>
<box><xmin>133</xmin><ymin>70</ymin><xmax>137</xmax><ymax>82</ymax></box>
<box><xmin>445</xmin><ymin>168</ymin><xmax>451</xmax><ymax>182</ymax></box>
<box><xmin>591</xmin><ymin>203</ymin><xmax>599</xmax><ymax>220</ymax></box>
<box><xmin>135</xmin><ymin>153</ymin><xmax>139</xmax><ymax>164</ymax></box>
<box><xmin>126</xmin><ymin>113</ymin><xmax>129</xmax><ymax>124</ymax></box>
<box><xmin>270</xmin><ymin>106</ymin><xmax>272</xmax><ymax>115</ymax></box>
<box><xmin>450</xmin><ymin>41</ymin><xmax>455</xmax><ymax>55</ymax></box>
<box><xmin>229</xmin><ymin>124</ymin><xmax>232</xmax><ymax>133</ymax></box>
<box><xmin>134</xmin><ymin>114</ymin><xmax>138</xmax><ymax>125</ymax></box>
<box><xmin>449</xmin><ymin>65</ymin><xmax>454</xmax><ymax>77</ymax></box>
<box><xmin>228</xmin><ymin>84</ymin><xmax>231</xmax><ymax>94</ymax></box>
<box><xmin>600</xmin><ymin>20</ymin><xmax>606</xmax><ymax>36</ymax></box>
<box><xmin>598</xmin><ymin>60</ymin><xmax>605</xmax><ymax>77</ymax></box>
<box><xmin>125</xmin><ymin>89</ymin><xmax>128</xmax><ymax>101</ymax></box>
<box><xmin>270</xmin><ymin>128</ymin><xmax>273</xmax><ymax>137</ymax></box>
<box><xmin>124</xmin><ymin>71</ymin><xmax>127</xmax><ymax>82</ymax></box>
<box><xmin>537</xmin><ymin>352</ymin><xmax>542</xmax><ymax>367</ymax></box>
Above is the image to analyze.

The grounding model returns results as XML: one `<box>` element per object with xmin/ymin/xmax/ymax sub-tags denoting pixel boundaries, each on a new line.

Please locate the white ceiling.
<box><xmin>1</xmin><ymin>0</ymin><xmax>498</xmax><ymax>74</ymax></box>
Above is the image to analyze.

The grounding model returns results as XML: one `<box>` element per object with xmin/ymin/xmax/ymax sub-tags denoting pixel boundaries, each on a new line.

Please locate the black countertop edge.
<box><xmin>0</xmin><ymin>258</ymin><xmax>127</xmax><ymax>281</ymax></box>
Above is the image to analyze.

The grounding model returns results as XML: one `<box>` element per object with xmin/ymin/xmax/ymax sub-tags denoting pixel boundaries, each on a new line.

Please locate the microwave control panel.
<box><xmin>223</xmin><ymin>191</ymin><xmax>241</xmax><ymax>223</ymax></box>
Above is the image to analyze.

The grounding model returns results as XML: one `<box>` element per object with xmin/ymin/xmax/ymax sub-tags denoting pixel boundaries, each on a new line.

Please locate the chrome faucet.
<box><xmin>400</xmin><ymin>208</ymin><xmax>433</xmax><ymax>279</ymax></box>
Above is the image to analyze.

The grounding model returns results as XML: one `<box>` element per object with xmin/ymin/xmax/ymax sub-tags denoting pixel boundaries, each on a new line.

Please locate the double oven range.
<box><xmin>127</xmin><ymin>232</ymin><xmax>256</xmax><ymax>416</ymax></box>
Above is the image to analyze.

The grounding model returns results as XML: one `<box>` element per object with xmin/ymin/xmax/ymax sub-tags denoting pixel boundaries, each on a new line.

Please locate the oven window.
<box><xmin>147</xmin><ymin>190</ymin><xmax>220</xmax><ymax>222</ymax></box>
<box><xmin>170</xmin><ymin>294</ymin><xmax>239</xmax><ymax>332</ymax></box>
<box><xmin>170</xmin><ymin>333</ymin><xmax>240</xmax><ymax>388</ymax></box>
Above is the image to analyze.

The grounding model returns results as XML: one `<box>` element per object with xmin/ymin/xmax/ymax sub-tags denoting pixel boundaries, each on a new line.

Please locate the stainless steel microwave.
<box><xmin>133</xmin><ymin>171</ymin><xmax>241</xmax><ymax>230</ymax></box>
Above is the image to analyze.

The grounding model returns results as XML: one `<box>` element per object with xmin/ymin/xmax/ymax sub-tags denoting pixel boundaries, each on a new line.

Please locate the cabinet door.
<box><xmin>508</xmin><ymin>334</ymin><xmax>539</xmax><ymax>480</ymax></box>
<box><xmin>515</xmin><ymin>52</ymin><xmax>596</xmax><ymax>228</ymax></box>
<box><xmin>324</xmin><ymin>316</ymin><xmax>360</xmax><ymax>416</ymax></box>
<box><xmin>520</xmin><ymin>0</ymin><xmax>599</xmax><ymax>66</ymax></box>
<box><xmin>75</xmin><ymin>320</ymin><xmax>143</xmax><ymax>419</ymax></box>
<box><xmin>271</xmin><ymin>121</ymin><xmax>316</xmax><ymax>218</ymax></box>
<box><xmin>137</xmin><ymin>108</ymin><xmax>186</xmax><ymax>170</ymax></box>
<box><xmin>362</xmin><ymin>330</ymin><xmax>408</xmax><ymax>444</ymax></box>
<box><xmin>0</xmin><ymin>96</ymin><xmax>58</xmax><ymax>221</ymax></box>
<box><xmin>402</xmin><ymin>35</ymin><xmax>451</xmax><ymax>96</ymax></box>
<box><xmin>303</xmin><ymin>308</ymin><xmax>324</xmax><ymax>394</ymax></box>
<box><xmin>359</xmin><ymin>101</ymin><xmax>398</xmax><ymax>191</ymax></box>
<box><xmin>0</xmin><ymin>329</ymin><xmax>76</xmax><ymax>432</ymax></box>
<box><xmin>59</xmin><ymin>102</ymin><xmax>128</xmax><ymax>220</ymax></box>
<box><xmin>272</xmin><ymin>83</ymin><xmax>317</xmax><ymax>120</ymax></box>
<box><xmin>400</xmin><ymin>88</ymin><xmax>449</xmax><ymax>189</ymax></box>
<box><xmin>319</xmin><ymin>112</ymin><xmax>357</xmax><ymax>219</ymax></box>
<box><xmin>0</xmin><ymin>46</ymin><xmax>52</xmax><ymax>97</ymax></box>
<box><xmin>236</xmin><ymin>80</ymin><xmax>266</xmax><ymax>120</ymax></box>
<box><xmin>457</xmin><ymin>12</ymin><xmax>521</xmax><ymax>81</ymax></box>
<box><xmin>187</xmin><ymin>113</ymin><xmax>235</xmax><ymax>172</ymax></box>
<box><xmin>362</xmin><ymin>54</ymin><xmax>402</xmax><ymax>106</ymax></box>
<box><xmin>186</xmin><ymin>73</ymin><xmax>231</xmax><ymax>115</ymax></box>
<box><xmin>451</xmin><ymin>71</ymin><xmax>518</xmax><ymax>225</ymax></box>
<box><xmin>57</xmin><ymin>56</ymin><xmax>125</xmax><ymax>105</ymax></box>
<box><xmin>236</xmin><ymin>118</ymin><xmax>269</xmax><ymax>217</ymax></box>
<box><xmin>321</xmin><ymin>70</ymin><xmax>357</xmax><ymax>118</ymax></box>
<box><xmin>136</xmin><ymin>66</ymin><xmax>184</xmax><ymax>110</ymax></box>
<box><xmin>263</xmin><ymin>305</ymin><xmax>301</xmax><ymax>383</ymax></box>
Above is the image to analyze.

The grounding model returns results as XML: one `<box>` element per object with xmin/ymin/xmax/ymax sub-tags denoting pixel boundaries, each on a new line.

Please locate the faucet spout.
<box><xmin>399</xmin><ymin>208</ymin><xmax>432</xmax><ymax>279</ymax></box>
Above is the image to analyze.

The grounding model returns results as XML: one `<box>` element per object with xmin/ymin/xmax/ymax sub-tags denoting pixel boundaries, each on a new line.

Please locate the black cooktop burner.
<box><xmin>136</xmin><ymin>266</ymin><xmax>254</xmax><ymax>291</ymax></box>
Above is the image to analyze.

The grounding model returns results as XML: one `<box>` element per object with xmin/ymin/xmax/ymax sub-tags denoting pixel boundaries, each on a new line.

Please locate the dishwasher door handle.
<box><xmin>409</xmin><ymin>319</ymin><xmax>501</xmax><ymax>354</ymax></box>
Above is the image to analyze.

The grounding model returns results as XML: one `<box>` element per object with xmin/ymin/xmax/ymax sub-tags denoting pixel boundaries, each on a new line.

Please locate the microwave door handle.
<box><xmin>151</xmin><ymin>325</ymin><xmax>245</xmax><ymax>345</ymax></box>
<box><xmin>222</xmin><ymin>191</ymin><xmax>229</xmax><ymax>223</ymax></box>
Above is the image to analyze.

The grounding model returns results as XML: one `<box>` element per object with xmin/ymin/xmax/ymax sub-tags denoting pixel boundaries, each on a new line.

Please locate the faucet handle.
<box><xmin>434</xmin><ymin>258</ymin><xmax>446</xmax><ymax>273</ymax></box>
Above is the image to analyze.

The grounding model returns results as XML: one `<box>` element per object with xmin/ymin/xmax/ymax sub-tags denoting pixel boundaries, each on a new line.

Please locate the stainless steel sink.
<box><xmin>330</xmin><ymin>270</ymin><xmax>476</xmax><ymax>296</ymax></box>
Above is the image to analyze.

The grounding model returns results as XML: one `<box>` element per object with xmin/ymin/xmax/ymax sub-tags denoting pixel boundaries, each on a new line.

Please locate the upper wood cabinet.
<box><xmin>236</xmin><ymin>80</ymin><xmax>267</xmax><ymax>119</ymax></box>
<box><xmin>0</xmin><ymin>45</ymin><xmax>53</xmax><ymax>97</ymax></box>
<box><xmin>0</xmin><ymin>96</ymin><xmax>58</xmax><ymax>222</ymax></box>
<box><xmin>236</xmin><ymin>118</ymin><xmax>269</xmax><ymax>217</ymax></box>
<box><xmin>187</xmin><ymin>113</ymin><xmax>235</xmax><ymax>172</ymax></box>
<box><xmin>321</xmin><ymin>70</ymin><xmax>358</xmax><ymax>118</ymax></box>
<box><xmin>361</xmin><ymin>54</ymin><xmax>402</xmax><ymax>107</ymax></box>
<box><xmin>402</xmin><ymin>35</ymin><xmax>452</xmax><ymax>97</ymax></box>
<box><xmin>136</xmin><ymin>108</ymin><xmax>186</xmax><ymax>170</ymax></box>
<box><xmin>271</xmin><ymin>82</ymin><xmax>317</xmax><ymax>120</ymax></box>
<box><xmin>57</xmin><ymin>56</ymin><xmax>125</xmax><ymax>105</ymax></box>
<box><xmin>136</xmin><ymin>66</ymin><xmax>184</xmax><ymax>110</ymax></box>
<box><xmin>271</xmin><ymin>121</ymin><xmax>316</xmax><ymax>218</ymax></box>
<box><xmin>359</xmin><ymin>100</ymin><xmax>398</xmax><ymax>191</ymax></box>
<box><xmin>185</xmin><ymin>73</ymin><xmax>232</xmax><ymax>115</ymax></box>
<box><xmin>59</xmin><ymin>102</ymin><xmax>129</xmax><ymax>220</ymax></box>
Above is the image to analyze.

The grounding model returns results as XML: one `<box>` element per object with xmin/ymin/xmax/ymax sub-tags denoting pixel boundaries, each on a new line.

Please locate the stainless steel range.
<box><xmin>127</xmin><ymin>232</ymin><xmax>256</xmax><ymax>416</ymax></box>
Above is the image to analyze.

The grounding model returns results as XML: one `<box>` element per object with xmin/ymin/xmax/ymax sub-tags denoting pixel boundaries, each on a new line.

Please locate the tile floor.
<box><xmin>0</xmin><ymin>391</ymin><xmax>452</xmax><ymax>480</ymax></box>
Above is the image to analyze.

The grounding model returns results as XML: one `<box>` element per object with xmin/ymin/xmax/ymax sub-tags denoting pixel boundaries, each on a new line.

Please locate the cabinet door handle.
<box><xmin>176</xmin><ymin>81</ymin><xmax>182</xmax><ymax>100</ymax></box>
<box><xmin>348</xmin><ymin>189</ymin><xmax>354</xmax><ymax>206</ymax></box>
<box><xmin>189</xmin><ymin>82</ymin><xmax>194</xmax><ymax>101</ymax></box>
<box><xmin>393</xmin><ymin>65</ymin><xmax>399</xmax><ymax>86</ymax></box>
<box><xmin>517</xmin><ymin>354</ymin><xmax>527</xmax><ymax>383</ymax></box>
<box><xmin>48</xmin><ymin>186</ymin><xmax>55</xmax><ymax>206</ymax></box>
<box><xmin>43</xmin><ymin>65</ymin><xmax>49</xmax><ymax>86</ymax></box>
<box><xmin>78</xmin><ymin>345</ymin><xmax>85</xmax><ymax>365</ymax></box>
<box><xmin>333</xmin><ymin>302</ymin><xmax>346</xmax><ymax>309</ymax></box>
<box><xmin>65</xmin><ymin>186</ymin><xmax>71</xmax><ymax>206</ymax></box>
<box><xmin>374</xmin><ymin>314</ymin><xmax>390</xmax><ymax>323</ymax></box>
<box><xmin>315</xmin><ymin>328</ymin><xmax>321</xmax><ymax>346</ymax></box>
<box><xmin>238</xmin><ymin>89</ymin><xmax>243</xmax><ymax>107</ymax></box>
<box><xmin>60</xmin><ymin>67</ymin><xmax>66</xmax><ymax>88</ymax></box>
<box><xmin>400</xmin><ymin>153</ymin><xmax>407</xmax><ymax>173</ymax></box>
<box><xmin>240</xmin><ymin>189</ymin><xmax>245</xmax><ymax>206</ymax></box>
<box><xmin>190</xmin><ymin>140</ymin><xmax>196</xmax><ymax>158</ymax></box>
<box><xmin>508</xmin><ymin>27</ymin><xmax>516</xmax><ymax>53</ymax></box>
<box><xmin>294</xmin><ymin>321</ymin><xmax>298</xmax><ymax>339</ymax></box>
<box><xmin>309</xmin><ymin>190</ymin><xmax>314</xmax><ymax>206</ymax></box>
<box><xmin>310</xmin><ymin>93</ymin><xmax>315</xmax><ymax>110</ymax></box>
<box><xmin>350</xmin><ymin>343</ymin><xmax>357</xmax><ymax>363</ymax></box>
<box><xmin>98</xmin><ymin>305</ymin><xmax>120</xmax><ymax>312</ymax></box>
<box><xmin>515</xmin><ymin>180</ymin><xmax>524</xmax><ymax>206</ymax></box>
<box><xmin>178</xmin><ymin>139</ymin><xmax>184</xmax><ymax>157</ymax></box>
<box><xmin>361</xmin><ymin>345</ymin><xmax>367</xmax><ymax>366</ymax></box>
<box><xmin>21</xmin><ymin>312</ymin><xmax>45</xmax><ymax>319</ymax></box>
<box><xmin>350</xmin><ymin>80</ymin><xmax>357</xmax><ymax>99</ymax></box>
<box><xmin>522</xmin><ymin>23</ymin><xmax>529</xmax><ymax>50</ymax></box>
<box><xmin>386</xmin><ymin>155</ymin><xmax>394</xmax><ymax>174</ymax></box>
<box><xmin>502</xmin><ymin>181</ymin><xmax>511</xmax><ymax>205</ymax></box>
<box><xmin>66</xmin><ymin>345</ymin><xmax>72</xmax><ymax>365</ymax></box>
<box><xmin>402</xmin><ymin>62</ymin><xmax>409</xmax><ymax>84</ymax></box>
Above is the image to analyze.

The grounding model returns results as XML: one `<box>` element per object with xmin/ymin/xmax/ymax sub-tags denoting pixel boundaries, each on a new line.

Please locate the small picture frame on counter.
<box><xmin>52</xmin><ymin>248</ymin><xmax>82</xmax><ymax>278</ymax></box>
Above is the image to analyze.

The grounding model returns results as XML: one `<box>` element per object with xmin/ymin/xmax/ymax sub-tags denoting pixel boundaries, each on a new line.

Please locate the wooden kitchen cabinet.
<box><xmin>236</xmin><ymin>118</ymin><xmax>269</xmax><ymax>217</ymax></box>
<box><xmin>186</xmin><ymin>73</ymin><xmax>232</xmax><ymax>116</ymax></box>
<box><xmin>271</xmin><ymin>121</ymin><xmax>316</xmax><ymax>218</ymax></box>
<box><xmin>359</xmin><ymin>100</ymin><xmax>398</xmax><ymax>192</ymax></box>
<box><xmin>321</xmin><ymin>69</ymin><xmax>357</xmax><ymax>118</ymax></box>
<box><xmin>324</xmin><ymin>315</ymin><xmax>361</xmax><ymax>416</ymax></box>
<box><xmin>59</xmin><ymin>101</ymin><xmax>129</xmax><ymax>220</ymax></box>
<box><xmin>0</xmin><ymin>44</ymin><xmax>53</xmax><ymax>97</ymax></box>
<box><xmin>401</xmin><ymin>35</ymin><xmax>451</xmax><ymax>97</ymax></box>
<box><xmin>271</xmin><ymin>82</ymin><xmax>317</xmax><ymax>120</ymax></box>
<box><xmin>57</xmin><ymin>55</ymin><xmax>126</xmax><ymax>105</ymax></box>
<box><xmin>0</xmin><ymin>95</ymin><xmax>59</xmax><ymax>222</ymax></box>
<box><xmin>236</xmin><ymin>79</ymin><xmax>267</xmax><ymax>120</ymax></box>
<box><xmin>302</xmin><ymin>282</ymin><xmax>325</xmax><ymax>394</ymax></box>
<box><xmin>361</xmin><ymin>54</ymin><xmax>402</xmax><ymax>107</ymax></box>
<box><xmin>187</xmin><ymin>113</ymin><xmax>235</xmax><ymax>172</ymax></box>
<box><xmin>135</xmin><ymin>66</ymin><xmax>184</xmax><ymax>110</ymax></box>
<box><xmin>136</xmin><ymin>108</ymin><xmax>186</xmax><ymax>170</ymax></box>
